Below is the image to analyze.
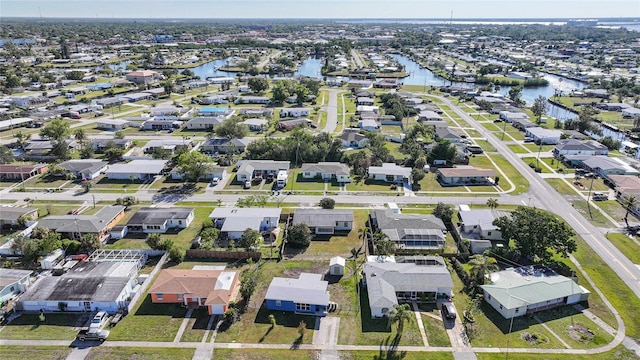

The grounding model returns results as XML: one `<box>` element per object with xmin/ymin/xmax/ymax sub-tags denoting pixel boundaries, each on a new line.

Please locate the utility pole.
<box><xmin>587</xmin><ymin>175</ymin><xmax>595</xmax><ymax>219</ymax></box>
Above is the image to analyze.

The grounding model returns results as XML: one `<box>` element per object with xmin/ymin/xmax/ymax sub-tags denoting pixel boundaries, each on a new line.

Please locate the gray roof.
<box><xmin>127</xmin><ymin>207</ymin><xmax>194</xmax><ymax>227</ymax></box>
<box><xmin>0</xmin><ymin>207</ymin><xmax>37</xmax><ymax>222</ymax></box>
<box><xmin>209</xmin><ymin>207</ymin><xmax>282</xmax><ymax>219</ymax></box>
<box><xmin>582</xmin><ymin>156</ymin><xmax>627</xmax><ymax>171</ymax></box>
<box><xmin>339</xmin><ymin>131</ymin><xmax>367</xmax><ymax>143</ymax></box>
<box><xmin>300</xmin><ymin>162</ymin><xmax>350</xmax><ymax>176</ymax></box>
<box><xmin>0</xmin><ymin>268</ymin><xmax>32</xmax><ymax>288</ymax></box>
<box><xmin>91</xmin><ymin>139</ymin><xmax>131</xmax><ymax>148</ymax></box>
<box><xmin>458</xmin><ymin>209</ymin><xmax>509</xmax><ymax>231</ymax></box>
<box><xmin>265</xmin><ymin>273</ymin><xmax>330</xmax><ymax>306</ymax></box>
<box><xmin>436</xmin><ymin>127</ymin><xmax>461</xmax><ymax>140</ymax></box>
<box><xmin>368</xmin><ymin>163</ymin><xmax>411</xmax><ymax>178</ymax></box>
<box><xmin>236</xmin><ymin>160</ymin><xmax>290</xmax><ymax>176</ymax></box>
<box><xmin>292</xmin><ymin>209</ymin><xmax>354</xmax><ymax>227</ymax></box>
<box><xmin>372</xmin><ymin>209</ymin><xmax>446</xmax><ymax>234</ymax></box>
<box><xmin>37</xmin><ymin>206</ymin><xmax>124</xmax><ymax>234</ymax></box>
<box><xmin>19</xmin><ymin>261</ymin><xmax>136</xmax><ymax>302</ymax></box>
<box><xmin>481</xmin><ymin>266</ymin><xmax>588</xmax><ymax>309</ymax></box>
<box><xmin>555</xmin><ymin>139</ymin><xmax>607</xmax><ymax>152</ymax></box>
<box><xmin>58</xmin><ymin>160</ymin><xmax>108</xmax><ymax>175</ymax></box>
<box><xmin>363</xmin><ymin>261</ymin><xmax>453</xmax><ymax>308</ymax></box>
<box><xmin>186</xmin><ymin>117</ymin><xmax>223</xmax><ymax>126</ymax></box>
<box><xmin>220</xmin><ymin>216</ymin><xmax>263</xmax><ymax>233</ymax></box>
<box><xmin>526</xmin><ymin>127</ymin><xmax>562</xmax><ymax>138</ymax></box>
<box><xmin>203</xmin><ymin>138</ymin><xmax>251</xmax><ymax>148</ymax></box>
<box><xmin>106</xmin><ymin>160</ymin><xmax>168</xmax><ymax>175</ymax></box>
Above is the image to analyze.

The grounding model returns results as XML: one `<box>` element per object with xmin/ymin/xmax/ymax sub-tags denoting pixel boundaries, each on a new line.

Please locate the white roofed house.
<box><xmin>279</xmin><ymin>107</ymin><xmax>311</xmax><ymax>118</ymax></box>
<box><xmin>209</xmin><ymin>207</ymin><xmax>281</xmax><ymax>240</ymax></box>
<box><xmin>36</xmin><ymin>205</ymin><xmax>126</xmax><ymax>242</ymax></box>
<box><xmin>235</xmin><ymin>160</ymin><xmax>290</xmax><ymax>182</ymax></box>
<box><xmin>368</xmin><ymin>163</ymin><xmax>411</xmax><ymax>184</ymax></box>
<box><xmin>143</xmin><ymin>139</ymin><xmax>192</xmax><ymax>154</ymax></box>
<box><xmin>481</xmin><ymin>265</ymin><xmax>590</xmax><ymax>319</ymax></box>
<box><xmin>96</xmin><ymin>119</ymin><xmax>131</xmax><ymax>131</ymax></box>
<box><xmin>105</xmin><ymin>160</ymin><xmax>168</xmax><ymax>180</ymax></box>
<box><xmin>0</xmin><ymin>269</ymin><xmax>33</xmax><ymax>304</ymax></box>
<box><xmin>292</xmin><ymin>209</ymin><xmax>354</xmax><ymax>236</ymax></box>
<box><xmin>125</xmin><ymin>207</ymin><xmax>195</xmax><ymax>234</ymax></box>
<box><xmin>265</xmin><ymin>273</ymin><xmax>330</xmax><ymax>316</ymax></box>
<box><xmin>200</xmin><ymin>138</ymin><xmax>251</xmax><ymax>154</ymax></box>
<box><xmin>437</xmin><ymin>167</ymin><xmax>497</xmax><ymax>186</ymax></box>
<box><xmin>340</xmin><ymin>130</ymin><xmax>369</xmax><ymax>149</ymax></box>
<box><xmin>525</xmin><ymin>127</ymin><xmax>563</xmax><ymax>145</ymax></box>
<box><xmin>552</xmin><ymin>139</ymin><xmax>609</xmax><ymax>157</ymax></box>
<box><xmin>242</xmin><ymin>118</ymin><xmax>269</xmax><ymax>131</ymax></box>
<box><xmin>622</xmin><ymin>107</ymin><xmax>640</xmax><ymax>119</ymax></box>
<box><xmin>300</xmin><ymin>162</ymin><xmax>351</xmax><ymax>183</ymax></box>
<box><xmin>185</xmin><ymin>117</ymin><xmax>223</xmax><ymax>130</ymax></box>
<box><xmin>58</xmin><ymin>159</ymin><xmax>108</xmax><ymax>180</ymax></box>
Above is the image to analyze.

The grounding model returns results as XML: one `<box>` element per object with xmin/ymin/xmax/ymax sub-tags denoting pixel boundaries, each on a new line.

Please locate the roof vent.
<box><xmin>372</xmin><ymin>273</ymin><xmax>377</xmax><ymax>277</ymax></box>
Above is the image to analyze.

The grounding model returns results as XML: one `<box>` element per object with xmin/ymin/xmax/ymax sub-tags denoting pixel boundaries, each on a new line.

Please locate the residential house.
<box><xmin>606</xmin><ymin>174</ymin><xmax>640</xmax><ymax>199</ymax></box>
<box><xmin>356</xmin><ymin>105</ymin><xmax>379</xmax><ymax>115</ymax></box>
<box><xmin>525</xmin><ymin>127</ymin><xmax>563</xmax><ymax>145</ymax></box>
<box><xmin>435</xmin><ymin>127</ymin><xmax>462</xmax><ymax>143</ymax></box>
<box><xmin>0</xmin><ymin>164</ymin><xmax>48</xmax><ymax>180</ymax></box>
<box><xmin>36</xmin><ymin>205</ymin><xmax>125</xmax><ymax>242</ymax></box>
<box><xmin>265</xmin><ymin>273</ymin><xmax>329</xmax><ymax>316</ymax></box>
<box><xmin>357</xmin><ymin>97</ymin><xmax>375</xmax><ymax>106</ymax></box>
<box><xmin>142</xmin><ymin>118</ymin><xmax>181</xmax><ymax>131</ymax></box>
<box><xmin>363</xmin><ymin>256</ymin><xmax>454</xmax><ymax>318</ymax></box>
<box><xmin>458</xmin><ymin>207</ymin><xmax>508</xmax><ymax>242</ymax></box>
<box><xmin>185</xmin><ymin>117</ymin><xmax>223</xmax><ymax>130</ymax></box>
<box><xmin>277</xmin><ymin>118</ymin><xmax>312</xmax><ymax>131</ymax></box>
<box><xmin>235</xmin><ymin>160</ymin><xmax>290</xmax><ymax>182</ymax></box>
<box><xmin>150</xmin><ymin>107</ymin><xmax>187</xmax><ymax>117</ymax></box>
<box><xmin>300</xmin><ymin>162</ymin><xmax>351</xmax><ymax>183</ymax></box>
<box><xmin>58</xmin><ymin>160</ymin><xmax>108</xmax><ymax>180</ymax></box>
<box><xmin>208</xmin><ymin>208</ymin><xmax>281</xmax><ymax>240</ymax></box>
<box><xmin>0</xmin><ymin>207</ymin><xmax>38</xmax><ymax>227</ymax></box>
<box><xmin>499</xmin><ymin>111</ymin><xmax>529</xmax><ymax>123</ymax></box>
<box><xmin>240</xmin><ymin>108</ymin><xmax>273</xmax><ymax>117</ymax></box>
<box><xmin>149</xmin><ymin>269</ymin><xmax>239</xmax><ymax>315</ymax></box>
<box><xmin>292</xmin><ymin>209</ymin><xmax>354</xmax><ymax>235</ymax></box>
<box><xmin>24</xmin><ymin>140</ymin><xmax>78</xmax><ymax>156</ymax></box>
<box><xmin>582</xmin><ymin>157</ymin><xmax>640</xmax><ymax>177</ymax></box>
<box><xmin>370</xmin><ymin>209</ymin><xmax>447</xmax><ymax>251</ymax></box>
<box><xmin>329</xmin><ymin>256</ymin><xmax>345</xmax><ymax>276</ymax></box>
<box><xmin>512</xmin><ymin>118</ymin><xmax>537</xmax><ymax>131</ymax></box>
<box><xmin>18</xmin><ymin>250</ymin><xmax>145</xmax><ymax>314</ymax></box>
<box><xmin>96</xmin><ymin>119</ymin><xmax>131</xmax><ymax>131</ymax></box>
<box><xmin>552</xmin><ymin>139</ymin><xmax>609</xmax><ymax>157</ymax></box>
<box><xmin>201</xmin><ymin>138</ymin><xmax>251</xmax><ymax>154</ymax></box>
<box><xmin>622</xmin><ymin>107</ymin><xmax>640</xmax><ymax>119</ymax></box>
<box><xmin>339</xmin><ymin>130</ymin><xmax>369</xmax><ymax>148</ymax></box>
<box><xmin>235</xmin><ymin>96</ymin><xmax>270</xmax><ymax>105</ymax></box>
<box><xmin>418</xmin><ymin>110</ymin><xmax>443</xmax><ymax>121</ymax></box>
<box><xmin>143</xmin><ymin>140</ymin><xmax>192</xmax><ymax>154</ymax></box>
<box><xmin>596</xmin><ymin>102</ymin><xmax>631</xmax><ymax>111</ymax></box>
<box><xmin>200</xmin><ymin>95</ymin><xmax>229</xmax><ymax>105</ymax></box>
<box><xmin>126</xmin><ymin>70</ymin><xmax>161</xmax><ymax>85</ymax></box>
<box><xmin>358</xmin><ymin>119</ymin><xmax>381</xmax><ymax>132</ymax></box>
<box><xmin>280</xmin><ymin>107</ymin><xmax>311</xmax><ymax>118</ymax></box>
<box><xmin>91</xmin><ymin>139</ymin><xmax>132</xmax><ymax>152</ymax></box>
<box><xmin>437</xmin><ymin>167</ymin><xmax>497</xmax><ymax>186</ymax></box>
<box><xmin>199</xmin><ymin>107</ymin><xmax>232</xmax><ymax>116</ymax></box>
<box><xmin>368</xmin><ymin>163</ymin><xmax>411</xmax><ymax>184</ymax></box>
<box><xmin>95</xmin><ymin>97</ymin><xmax>124</xmax><ymax>108</ymax></box>
<box><xmin>126</xmin><ymin>207</ymin><xmax>195</xmax><ymax>233</ymax></box>
<box><xmin>243</xmin><ymin>118</ymin><xmax>269</xmax><ymax>131</ymax></box>
<box><xmin>105</xmin><ymin>160</ymin><xmax>168</xmax><ymax>180</ymax></box>
<box><xmin>0</xmin><ymin>269</ymin><xmax>32</xmax><ymax>304</ymax></box>
<box><xmin>481</xmin><ymin>265</ymin><xmax>590</xmax><ymax>319</ymax></box>
<box><xmin>122</xmin><ymin>92</ymin><xmax>153</xmax><ymax>102</ymax></box>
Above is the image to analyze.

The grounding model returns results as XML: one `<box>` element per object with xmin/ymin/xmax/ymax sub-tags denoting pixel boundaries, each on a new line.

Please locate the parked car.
<box><xmin>89</xmin><ymin>311</ymin><xmax>109</xmax><ymax>332</ymax></box>
<box><xmin>67</xmin><ymin>209</ymin><xmax>79</xmax><ymax>215</ymax></box>
<box><xmin>592</xmin><ymin>192</ymin><xmax>608</xmax><ymax>201</ymax></box>
<box><xmin>243</xmin><ymin>180</ymin><xmax>251</xmax><ymax>189</ymax></box>
<box><xmin>523</xmin><ymin>137</ymin><xmax>534</xmax><ymax>143</ymax></box>
<box><xmin>441</xmin><ymin>302</ymin><xmax>456</xmax><ymax>320</ymax></box>
<box><xmin>77</xmin><ymin>329</ymin><xmax>109</xmax><ymax>342</ymax></box>
<box><xmin>211</xmin><ymin>177</ymin><xmax>220</xmax><ymax>185</ymax></box>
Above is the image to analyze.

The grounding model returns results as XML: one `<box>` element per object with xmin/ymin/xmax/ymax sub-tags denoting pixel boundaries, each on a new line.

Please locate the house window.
<box><xmin>296</xmin><ymin>303</ymin><xmax>311</xmax><ymax>311</ymax></box>
<box><xmin>516</xmin><ymin>308</ymin><xmax>520</xmax><ymax>313</ymax></box>
<box><xmin>304</xmin><ymin>172</ymin><xmax>311</xmax><ymax>176</ymax></box>
<box><xmin>487</xmin><ymin>231</ymin><xmax>492</xmax><ymax>236</ymax></box>
<box><xmin>178</xmin><ymin>294</ymin><xmax>183</xmax><ymax>300</ymax></box>
<box><xmin>10</xmin><ymin>286</ymin><xmax>15</xmax><ymax>292</ymax></box>
<box><xmin>178</xmin><ymin>220</ymin><xmax>183</xmax><ymax>225</ymax></box>
<box><xmin>499</xmin><ymin>304</ymin><xmax>503</xmax><ymax>309</ymax></box>
<box><xmin>275</xmin><ymin>300</ymin><xmax>281</xmax><ymax>307</ymax></box>
<box><xmin>157</xmin><ymin>293</ymin><xmax>163</xmax><ymax>301</ymax></box>
<box><xmin>488</xmin><ymin>295</ymin><xmax>491</xmax><ymax>300</ymax></box>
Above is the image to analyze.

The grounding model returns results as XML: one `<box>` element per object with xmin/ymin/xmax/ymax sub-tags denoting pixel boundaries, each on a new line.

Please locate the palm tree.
<box><xmin>468</xmin><ymin>255</ymin><xmax>499</xmax><ymax>285</ymax></box>
<box><xmin>623</xmin><ymin>195</ymin><xmax>638</xmax><ymax>229</ymax></box>
<box><xmin>486</xmin><ymin>198</ymin><xmax>499</xmax><ymax>210</ymax></box>
<box><xmin>388</xmin><ymin>304</ymin><xmax>412</xmax><ymax>335</ymax></box>
<box><xmin>74</xmin><ymin>128</ymin><xmax>86</xmax><ymax>142</ymax></box>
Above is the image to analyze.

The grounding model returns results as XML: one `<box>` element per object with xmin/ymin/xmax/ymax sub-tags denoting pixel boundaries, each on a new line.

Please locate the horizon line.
<box><xmin>1</xmin><ymin>16</ymin><xmax>639</xmax><ymax>21</ymax></box>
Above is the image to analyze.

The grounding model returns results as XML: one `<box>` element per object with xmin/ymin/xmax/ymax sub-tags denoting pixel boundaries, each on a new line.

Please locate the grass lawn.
<box><xmin>108</xmin><ymin>295</ymin><xmax>188</xmax><ymax>342</ymax></box>
<box><xmin>420</xmin><ymin>306</ymin><xmax>451</xmax><ymax>347</ymax></box>
<box><xmin>0</xmin><ymin>313</ymin><xmax>84</xmax><ymax>340</ymax></box>
<box><xmin>546</xmin><ymin>179</ymin><xmax>578</xmax><ymax>196</ymax></box>
<box><xmin>570</xmin><ymin>200</ymin><xmax>612</xmax><ymax>227</ymax></box>
<box><xmin>606</xmin><ymin>232</ymin><xmax>640</xmax><ymax>264</ymax></box>
<box><xmin>480</xmin><ymin>122</ymin><xmax>502</xmax><ymax>132</ymax></box>
<box><xmin>465</xmin><ymin>129</ymin><xmax>481</xmax><ymax>138</ymax></box>
<box><xmin>86</xmin><ymin>347</ymin><xmax>195</xmax><ymax>360</ymax></box>
<box><xmin>292</xmin><ymin>171</ymin><xmax>327</xmax><ymax>191</ymax></box>
<box><xmin>418</xmin><ymin>172</ymin><xmax>460</xmax><ymax>193</ymax></box>
<box><xmin>594</xmin><ymin>200</ymin><xmax>627</xmax><ymax>223</ymax></box>
<box><xmin>506</xmin><ymin>144</ymin><xmax>530</xmax><ymax>154</ymax></box>
<box><xmin>213</xmin><ymin>349</ymin><xmax>317</xmax><ymax>360</ymax></box>
<box><xmin>523</xmin><ymin>144</ymin><xmax>555</xmax><ymax>153</ymax></box>
<box><xmin>0</xmin><ymin>346</ymin><xmax>72</xmax><ymax>360</ymax></box>
<box><xmin>21</xmin><ymin>175</ymin><xmax>72</xmax><ymax>189</ymax></box>
<box><xmin>386</xmin><ymin>142</ymin><xmax>406</xmax><ymax>160</ymax></box>
<box><xmin>33</xmin><ymin>204</ymin><xmax>83</xmax><ymax>216</ymax></box>
<box><xmin>95</xmin><ymin>175</ymin><xmax>145</xmax><ymax>190</ymax></box>
<box><xmin>296</xmin><ymin>210</ymin><xmax>367</xmax><ymax>258</ymax></box>
<box><xmin>347</xmin><ymin>179</ymin><xmax>397</xmax><ymax>192</ymax></box>
<box><xmin>490</xmin><ymin>155</ymin><xmax>529</xmax><ymax>194</ymax></box>
<box><xmin>179</xmin><ymin>307</ymin><xmax>212</xmax><ymax>343</ymax></box>
<box><xmin>344</xmin><ymin>351</ymin><xmax>454</xmax><ymax>360</ymax></box>
<box><xmin>534</xmin><ymin>306</ymin><xmax>614</xmax><ymax>349</ymax></box>
<box><xmin>338</xmin><ymin>276</ymin><xmax>424</xmax><ymax>346</ymax></box>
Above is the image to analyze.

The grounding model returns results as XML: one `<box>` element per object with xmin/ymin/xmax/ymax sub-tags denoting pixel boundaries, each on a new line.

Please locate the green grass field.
<box><xmin>86</xmin><ymin>347</ymin><xmax>195</xmax><ymax>360</ymax></box>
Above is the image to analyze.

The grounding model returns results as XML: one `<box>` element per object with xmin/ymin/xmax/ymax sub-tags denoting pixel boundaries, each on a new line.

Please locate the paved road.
<box><xmin>257</xmin><ymin>50</ymin><xmax>283</xmax><ymax>69</ymax></box>
<box><xmin>350</xmin><ymin>49</ymin><xmax>365</xmax><ymax>68</ymax></box>
<box><xmin>322</xmin><ymin>89</ymin><xmax>339</xmax><ymax>133</ymax></box>
<box><xmin>439</xmin><ymin>96</ymin><xmax>640</xmax><ymax>300</ymax></box>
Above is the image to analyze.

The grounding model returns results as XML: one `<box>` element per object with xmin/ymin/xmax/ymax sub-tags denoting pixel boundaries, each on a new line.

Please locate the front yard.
<box><xmin>108</xmin><ymin>295</ymin><xmax>188</xmax><ymax>342</ymax></box>
<box><xmin>0</xmin><ymin>313</ymin><xmax>85</xmax><ymax>340</ymax></box>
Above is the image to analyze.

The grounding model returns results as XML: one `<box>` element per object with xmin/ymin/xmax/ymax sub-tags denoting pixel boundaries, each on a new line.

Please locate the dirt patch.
<box><xmin>282</xmin><ymin>263</ymin><xmax>327</xmax><ymax>278</ymax></box>
<box><xmin>520</xmin><ymin>331</ymin><xmax>549</xmax><ymax>345</ymax></box>
<box><xmin>566</xmin><ymin>323</ymin><xmax>595</xmax><ymax>342</ymax></box>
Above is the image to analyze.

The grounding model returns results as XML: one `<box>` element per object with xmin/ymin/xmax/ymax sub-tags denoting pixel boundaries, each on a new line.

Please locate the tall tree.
<box><xmin>239</xmin><ymin>228</ymin><xmax>262</xmax><ymax>251</ymax></box>
<box><xmin>247</xmin><ymin>77</ymin><xmax>269</xmax><ymax>94</ymax></box>
<box><xmin>427</xmin><ymin>139</ymin><xmax>456</xmax><ymax>165</ymax></box>
<box><xmin>215</xmin><ymin>117</ymin><xmax>248</xmax><ymax>139</ymax></box>
<box><xmin>508</xmin><ymin>85</ymin><xmax>523</xmax><ymax>105</ymax></box>
<box><xmin>486</xmin><ymin>198</ymin><xmax>499</xmax><ymax>210</ymax></box>
<box><xmin>622</xmin><ymin>195</ymin><xmax>638</xmax><ymax>229</ymax></box>
<box><xmin>0</xmin><ymin>146</ymin><xmax>14</xmax><ymax>163</ymax></box>
<box><xmin>388</xmin><ymin>304</ymin><xmax>412</xmax><ymax>334</ymax></box>
<box><xmin>177</xmin><ymin>151</ymin><xmax>213</xmax><ymax>182</ymax></box>
<box><xmin>433</xmin><ymin>202</ymin><xmax>454</xmax><ymax>222</ymax></box>
<box><xmin>531</xmin><ymin>95</ymin><xmax>548</xmax><ymax>122</ymax></box>
<box><xmin>493</xmin><ymin>206</ymin><xmax>576</xmax><ymax>261</ymax></box>
<box><xmin>40</xmin><ymin>118</ymin><xmax>70</xmax><ymax>141</ymax></box>
<box><xmin>468</xmin><ymin>255</ymin><xmax>499</xmax><ymax>285</ymax></box>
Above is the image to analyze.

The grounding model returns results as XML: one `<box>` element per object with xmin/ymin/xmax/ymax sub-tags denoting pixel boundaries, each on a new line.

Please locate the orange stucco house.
<box><xmin>149</xmin><ymin>269</ymin><xmax>240</xmax><ymax>315</ymax></box>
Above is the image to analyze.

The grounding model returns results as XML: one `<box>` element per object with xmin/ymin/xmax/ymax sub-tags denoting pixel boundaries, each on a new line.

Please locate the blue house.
<box><xmin>0</xmin><ymin>269</ymin><xmax>32</xmax><ymax>304</ymax></box>
<box><xmin>265</xmin><ymin>273</ymin><xmax>330</xmax><ymax>316</ymax></box>
<box><xmin>199</xmin><ymin>107</ymin><xmax>231</xmax><ymax>116</ymax></box>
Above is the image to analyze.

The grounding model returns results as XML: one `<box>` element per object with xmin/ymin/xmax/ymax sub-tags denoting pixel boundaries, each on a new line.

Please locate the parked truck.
<box><xmin>76</xmin><ymin>329</ymin><xmax>110</xmax><ymax>342</ymax></box>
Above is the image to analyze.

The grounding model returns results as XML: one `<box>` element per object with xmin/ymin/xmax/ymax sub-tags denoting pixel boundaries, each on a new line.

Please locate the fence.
<box><xmin>186</xmin><ymin>249</ymin><xmax>261</xmax><ymax>261</ymax></box>
<box><xmin>126</xmin><ymin>252</ymin><xmax>168</xmax><ymax>314</ymax></box>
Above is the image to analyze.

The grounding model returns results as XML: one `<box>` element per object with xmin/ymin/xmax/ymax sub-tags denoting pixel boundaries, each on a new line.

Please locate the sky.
<box><xmin>1</xmin><ymin>0</ymin><xmax>639</xmax><ymax>19</ymax></box>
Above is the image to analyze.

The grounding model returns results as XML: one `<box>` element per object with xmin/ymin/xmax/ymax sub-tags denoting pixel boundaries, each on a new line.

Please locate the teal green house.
<box><xmin>0</xmin><ymin>269</ymin><xmax>32</xmax><ymax>305</ymax></box>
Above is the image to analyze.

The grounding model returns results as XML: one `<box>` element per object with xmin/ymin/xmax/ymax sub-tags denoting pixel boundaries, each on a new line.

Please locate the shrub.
<box><xmin>287</xmin><ymin>223</ymin><xmax>312</xmax><ymax>249</ymax></box>
<box><xmin>168</xmin><ymin>246</ymin><xmax>185</xmax><ymax>263</ymax></box>
<box><xmin>318</xmin><ymin>197</ymin><xmax>335</xmax><ymax>209</ymax></box>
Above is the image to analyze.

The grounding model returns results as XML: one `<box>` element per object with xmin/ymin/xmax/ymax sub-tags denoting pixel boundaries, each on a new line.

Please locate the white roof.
<box><xmin>330</xmin><ymin>256</ymin><xmax>346</xmax><ymax>267</ymax></box>
<box><xmin>106</xmin><ymin>160</ymin><xmax>168</xmax><ymax>175</ymax></box>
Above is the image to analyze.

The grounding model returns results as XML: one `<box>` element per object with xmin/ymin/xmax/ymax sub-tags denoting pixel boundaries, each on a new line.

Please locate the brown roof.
<box><xmin>149</xmin><ymin>269</ymin><xmax>238</xmax><ymax>305</ymax></box>
<box><xmin>438</xmin><ymin>167</ymin><xmax>497</xmax><ymax>178</ymax></box>
<box><xmin>0</xmin><ymin>164</ymin><xmax>47</xmax><ymax>174</ymax></box>
<box><xmin>607</xmin><ymin>175</ymin><xmax>640</xmax><ymax>191</ymax></box>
